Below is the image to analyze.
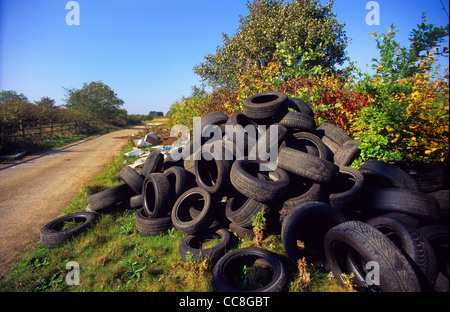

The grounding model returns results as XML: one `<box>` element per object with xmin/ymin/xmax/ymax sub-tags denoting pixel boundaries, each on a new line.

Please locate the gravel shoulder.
<box><xmin>0</xmin><ymin>125</ymin><xmax>150</xmax><ymax>277</ymax></box>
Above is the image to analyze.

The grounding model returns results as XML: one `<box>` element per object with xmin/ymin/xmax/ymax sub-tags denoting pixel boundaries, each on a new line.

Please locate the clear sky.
<box><xmin>1</xmin><ymin>0</ymin><xmax>448</xmax><ymax>115</ymax></box>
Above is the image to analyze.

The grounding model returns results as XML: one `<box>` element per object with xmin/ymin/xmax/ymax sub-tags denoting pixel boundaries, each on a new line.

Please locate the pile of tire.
<box><xmin>40</xmin><ymin>91</ymin><xmax>449</xmax><ymax>293</ymax></box>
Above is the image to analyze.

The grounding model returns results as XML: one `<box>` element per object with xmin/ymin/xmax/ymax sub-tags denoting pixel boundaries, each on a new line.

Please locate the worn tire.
<box><xmin>171</xmin><ymin>187</ymin><xmax>216</xmax><ymax>235</ymax></box>
<box><xmin>281</xmin><ymin>201</ymin><xmax>347</xmax><ymax>263</ymax></box>
<box><xmin>212</xmin><ymin>247</ymin><xmax>288</xmax><ymax>292</ymax></box>
<box><xmin>40</xmin><ymin>212</ymin><xmax>96</xmax><ymax>248</ymax></box>
<box><xmin>280</xmin><ymin>176</ymin><xmax>325</xmax><ymax>218</ymax></box>
<box><xmin>118</xmin><ymin>166</ymin><xmax>144</xmax><ymax>194</ymax></box>
<box><xmin>163</xmin><ymin>166</ymin><xmax>190</xmax><ymax>198</ymax></box>
<box><xmin>87</xmin><ymin>183</ymin><xmax>135</xmax><ymax>213</ymax></box>
<box><xmin>429</xmin><ymin>190</ymin><xmax>449</xmax><ymax>221</ymax></box>
<box><xmin>329</xmin><ymin>166</ymin><xmax>366</xmax><ymax>211</ymax></box>
<box><xmin>366</xmin><ymin>215</ymin><xmax>438</xmax><ymax>286</ymax></box>
<box><xmin>179</xmin><ymin>228</ymin><xmax>231</xmax><ymax>263</ymax></box>
<box><xmin>316</xmin><ymin>122</ymin><xmax>351</xmax><ymax>149</ymax></box>
<box><xmin>230</xmin><ymin>159</ymin><xmax>290</xmax><ymax>204</ymax></box>
<box><xmin>333</xmin><ymin>140</ymin><xmax>362</xmax><ymax>166</ymax></box>
<box><xmin>279</xmin><ymin>131</ymin><xmax>330</xmax><ymax>160</ymax></box>
<box><xmin>225</xmin><ymin>113</ymin><xmax>262</xmax><ymax>158</ymax></box>
<box><xmin>359</xmin><ymin>160</ymin><xmax>419</xmax><ymax>191</ymax></box>
<box><xmin>142</xmin><ymin>173</ymin><xmax>171</xmax><ymax>218</ymax></box>
<box><xmin>394</xmin><ymin>161</ymin><xmax>446</xmax><ymax>193</ymax></box>
<box><xmin>277</xmin><ymin>111</ymin><xmax>316</xmax><ymax>133</ymax></box>
<box><xmin>129</xmin><ymin>194</ymin><xmax>144</xmax><ymax>209</ymax></box>
<box><xmin>135</xmin><ymin>208</ymin><xmax>172</xmax><ymax>236</ymax></box>
<box><xmin>225</xmin><ymin>192</ymin><xmax>269</xmax><ymax>228</ymax></box>
<box><xmin>324</xmin><ymin>221</ymin><xmax>421</xmax><ymax>292</ymax></box>
<box><xmin>229</xmin><ymin>222</ymin><xmax>255</xmax><ymax>240</ymax></box>
<box><xmin>142</xmin><ymin>150</ymin><xmax>164</xmax><ymax>176</ymax></box>
<box><xmin>286</xmin><ymin>97</ymin><xmax>314</xmax><ymax>118</ymax></box>
<box><xmin>365</xmin><ymin>188</ymin><xmax>440</xmax><ymax>220</ymax></box>
<box><xmin>419</xmin><ymin>224</ymin><xmax>449</xmax><ymax>281</ymax></box>
<box><xmin>243</xmin><ymin>91</ymin><xmax>288</xmax><ymax>120</ymax></box>
<box><xmin>277</xmin><ymin>147</ymin><xmax>339</xmax><ymax>184</ymax></box>
<box><xmin>194</xmin><ymin>140</ymin><xmax>234</xmax><ymax>194</ymax></box>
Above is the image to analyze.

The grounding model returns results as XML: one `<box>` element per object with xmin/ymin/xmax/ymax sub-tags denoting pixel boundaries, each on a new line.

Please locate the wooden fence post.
<box><xmin>19</xmin><ymin>120</ymin><xmax>25</xmax><ymax>140</ymax></box>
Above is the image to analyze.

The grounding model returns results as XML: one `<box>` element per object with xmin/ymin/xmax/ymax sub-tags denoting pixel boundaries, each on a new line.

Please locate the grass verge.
<box><xmin>0</xmin><ymin>130</ymin><xmax>347</xmax><ymax>292</ymax></box>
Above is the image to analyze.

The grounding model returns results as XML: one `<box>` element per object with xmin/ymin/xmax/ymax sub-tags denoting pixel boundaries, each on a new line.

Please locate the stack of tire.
<box><xmin>40</xmin><ymin>91</ymin><xmax>449</xmax><ymax>293</ymax></box>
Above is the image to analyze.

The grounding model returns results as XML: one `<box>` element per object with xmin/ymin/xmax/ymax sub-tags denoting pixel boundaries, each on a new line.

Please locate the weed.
<box><xmin>251</xmin><ymin>208</ymin><xmax>266</xmax><ymax>247</ymax></box>
<box><xmin>289</xmin><ymin>257</ymin><xmax>311</xmax><ymax>292</ymax></box>
<box><xmin>340</xmin><ymin>272</ymin><xmax>357</xmax><ymax>292</ymax></box>
<box><xmin>119</xmin><ymin>260</ymin><xmax>147</xmax><ymax>283</ymax></box>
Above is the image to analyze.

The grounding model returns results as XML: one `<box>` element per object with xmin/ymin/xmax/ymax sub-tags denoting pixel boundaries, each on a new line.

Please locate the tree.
<box><xmin>64</xmin><ymin>81</ymin><xmax>126</xmax><ymax>122</ymax></box>
<box><xmin>35</xmin><ymin>96</ymin><xmax>56</xmax><ymax>110</ymax></box>
<box><xmin>193</xmin><ymin>0</ymin><xmax>348</xmax><ymax>88</ymax></box>
<box><xmin>369</xmin><ymin>15</ymin><xmax>449</xmax><ymax>81</ymax></box>
<box><xmin>0</xmin><ymin>90</ymin><xmax>28</xmax><ymax>104</ymax></box>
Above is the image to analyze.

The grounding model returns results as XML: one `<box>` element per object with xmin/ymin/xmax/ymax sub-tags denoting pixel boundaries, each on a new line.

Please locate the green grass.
<box><xmin>0</xmin><ymin>132</ymin><xmax>347</xmax><ymax>292</ymax></box>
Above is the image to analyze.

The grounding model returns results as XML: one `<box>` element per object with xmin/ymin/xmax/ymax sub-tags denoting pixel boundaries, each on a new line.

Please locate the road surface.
<box><xmin>0</xmin><ymin>124</ymin><xmax>151</xmax><ymax>278</ymax></box>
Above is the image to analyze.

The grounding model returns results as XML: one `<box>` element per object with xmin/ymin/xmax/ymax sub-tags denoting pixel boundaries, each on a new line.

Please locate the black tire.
<box><xmin>171</xmin><ymin>187</ymin><xmax>216</xmax><ymax>235</ymax></box>
<box><xmin>163</xmin><ymin>148</ymin><xmax>184</xmax><ymax>170</ymax></box>
<box><xmin>419</xmin><ymin>224</ymin><xmax>449</xmax><ymax>280</ymax></box>
<box><xmin>277</xmin><ymin>147</ymin><xmax>339</xmax><ymax>184</ymax></box>
<box><xmin>142</xmin><ymin>173</ymin><xmax>171</xmax><ymax>218</ymax></box>
<box><xmin>40</xmin><ymin>212</ymin><xmax>96</xmax><ymax>248</ymax></box>
<box><xmin>243</xmin><ymin>91</ymin><xmax>288</xmax><ymax>120</ymax></box>
<box><xmin>142</xmin><ymin>150</ymin><xmax>164</xmax><ymax>176</ymax></box>
<box><xmin>429</xmin><ymin>190</ymin><xmax>449</xmax><ymax>221</ymax></box>
<box><xmin>163</xmin><ymin>166</ymin><xmax>190</xmax><ymax>198</ymax></box>
<box><xmin>254</xmin><ymin>124</ymin><xmax>288</xmax><ymax>157</ymax></box>
<box><xmin>366</xmin><ymin>215</ymin><xmax>437</xmax><ymax>286</ymax></box>
<box><xmin>212</xmin><ymin>247</ymin><xmax>288</xmax><ymax>292</ymax></box>
<box><xmin>179</xmin><ymin>228</ymin><xmax>231</xmax><ymax>263</ymax></box>
<box><xmin>394</xmin><ymin>161</ymin><xmax>446</xmax><ymax>193</ymax></box>
<box><xmin>225</xmin><ymin>113</ymin><xmax>262</xmax><ymax>158</ymax></box>
<box><xmin>329</xmin><ymin>166</ymin><xmax>366</xmax><ymax>212</ymax></box>
<box><xmin>333</xmin><ymin>140</ymin><xmax>362</xmax><ymax>166</ymax></box>
<box><xmin>135</xmin><ymin>208</ymin><xmax>172</xmax><ymax>236</ymax></box>
<box><xmin>230</xmin><ymin>159</ymin><xmax>290</xmax><ymax>204</ymax></box>
<box><xmin>324</xmin><ymin>221</ymin><xmax>421</xmax><ymax>292</ymax></box>
<box><xmin>279</xmin><ymin>131</ymin><xmax>331</xmax><ymax>161</ymax></box>
<box><xmin>280</xmin><ymin>179</ymin><xmax>325</xmax><ymax>219</ymax></box>
<box><xmin>118</xmin><ymin>166</ymin><xmax>144</xmax><ymax>194</ymax></box>
<box><xmin>277</xmin><ymin>111</ymin><xmax>316</xmax><ymax>133</ymax></box>
<box><xmin>194</xmin><ymin>140</ymin><xmax>234</xmax><ymax>194</ymax></box>
<box><xmin>129</xmin><ymin>194</ymin><xmax>143</xmax><ymax>209</ymax></box>
<box><xmin>359</xmin><ymin>160</ymin><xmax>419</xmax><ymax>191</ymax></box>
<box><xmin>281</xmin><ymin>202</ymin><xmax>347</xmax><ymax>263</ymax></box>
<box><xmin>365</xmin><ymin>188</ymin><xmax>440</xmax><ymax>220</ymax></box>
<box><xmin>286</xmin><ymin>97</ymin><xmax>314</xmax><ymax>118</ymax></box>
<box><xmin>87</xmin><ymin>183</ymin><xmax>135</xmax><ymax>213</ymax></box>
<box><xmin>316</xmin><ymin>122</ymin><xmax>351</xmax><ymax>148</ymax></box>
<box><xmin>200</xmin><ymin>112</ymin><xmax>229</xmax><ymax>142</ymax></box>
<box><xmin>225</xmin><ymin>192</ymin><xmax>269</xmax><ymax>228</ymax></box>
<box><xmin>229</xmin><ymin>222</ymin><xmax>255</xmax><ymax>240</ymax></box>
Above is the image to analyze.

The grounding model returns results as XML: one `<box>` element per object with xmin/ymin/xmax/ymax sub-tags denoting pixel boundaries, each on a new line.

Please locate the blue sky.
<box><xmin>1</xmin><ymin>0</ymin><xmax>448</xmax><ymax>115</ymax></box>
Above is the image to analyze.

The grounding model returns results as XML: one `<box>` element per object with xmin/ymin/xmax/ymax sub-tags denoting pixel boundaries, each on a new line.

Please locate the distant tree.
<box><xmin>64</xmin><ymin>81</ymin><xmax>126</xmax><ymax>122</ymax></box>
<box><xmin>35</xmin><ymin>96</ymin><xmax>56</xmax><ymax>110</ymax></box>
<box><xmin>0</xmin><ymin>90</ymin><xmax>28</xmax><ymax>104</ymax></box>
<box><xmin>147</xmin><ymin>111</ymin><xmax>164</xmax><ymax>118</ymax></box>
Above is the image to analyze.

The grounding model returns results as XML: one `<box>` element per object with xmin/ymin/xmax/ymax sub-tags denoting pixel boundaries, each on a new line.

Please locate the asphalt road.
<box><xmin>0</xmin><ymin>125</ymin><xmax>149</xmax><ymax>278</ymax></box>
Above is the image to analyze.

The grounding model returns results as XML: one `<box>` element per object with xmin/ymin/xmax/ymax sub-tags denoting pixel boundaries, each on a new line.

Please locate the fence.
<box><xmin>0</xmin><ymin>119</ymin><xmax>101</xmax><ymax>144</ymax></box>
